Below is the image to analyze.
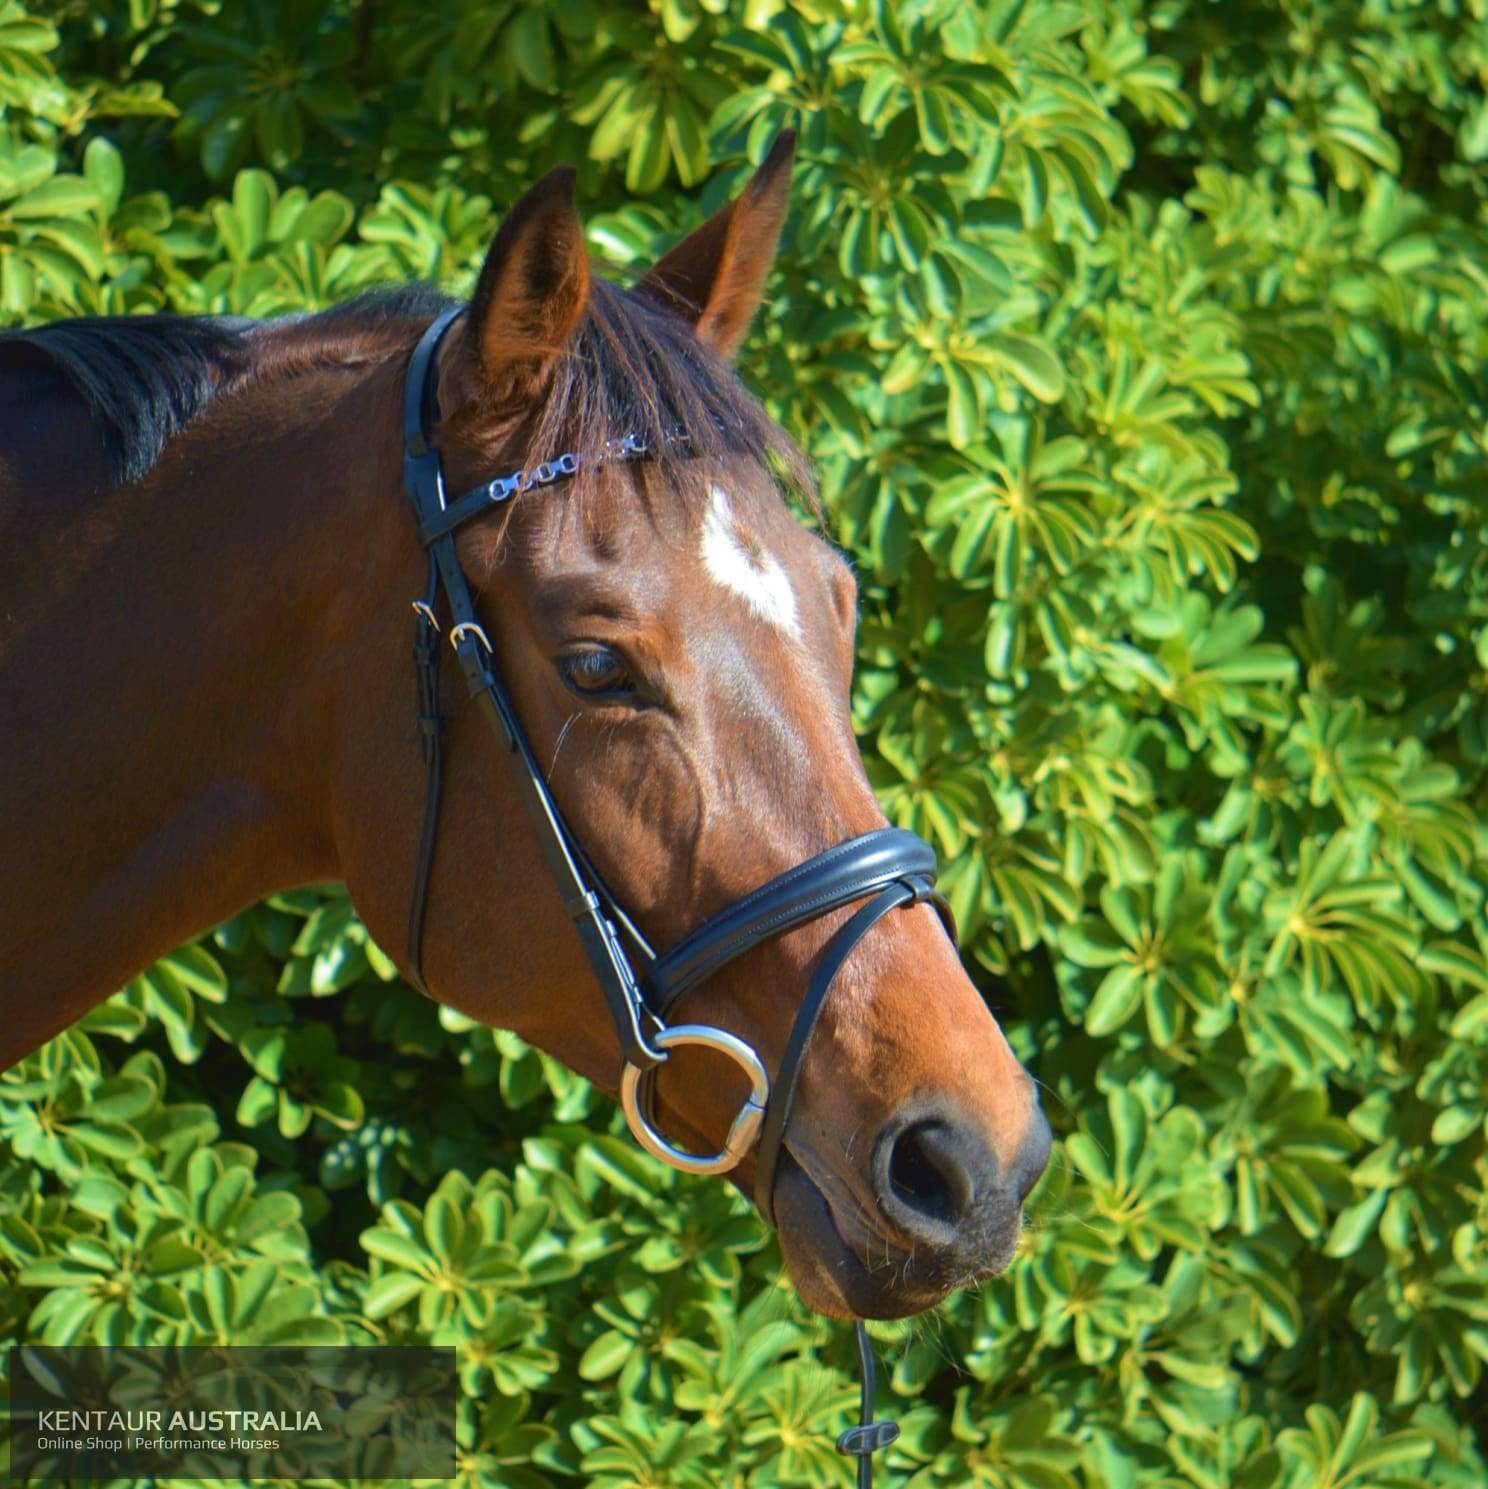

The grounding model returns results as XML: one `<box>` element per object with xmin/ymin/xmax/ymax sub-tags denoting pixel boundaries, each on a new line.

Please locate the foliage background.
<box><xmin>4</xmin><ymin>0</ymin><xmax>1488</xmax><ymax>1484</ymax></box>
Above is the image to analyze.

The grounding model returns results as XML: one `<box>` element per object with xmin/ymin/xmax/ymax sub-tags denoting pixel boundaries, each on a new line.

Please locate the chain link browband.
<box><xmin>415</xmin><ymin>431</ymin><xmax>671</xmax><ymax>546</ymax></box>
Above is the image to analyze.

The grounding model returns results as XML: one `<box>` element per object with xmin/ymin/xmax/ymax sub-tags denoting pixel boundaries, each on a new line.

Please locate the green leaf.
<box><xmin>12</xmin><ymin>175</ymin><xmax>98</xmax><ymax>218</ymax></box>
<box><xmin>69</xmin><ymin>1123</ymin><xmax>143</xmax><ymax>1160</ymax></box>
<box><xmin>1085</xmin><ymin>964</ymin><xmax>1144</xmax><ymax>1036</ymax></box>
<box><xmin>83</xmin><ymin>138</ymin><xmax>124</xmax><ymax>215</ymax></box>
<box><xmin>235</xmin><ymin>1076</ymin><xmax>278</xmax><ymax>1127</ymax></box>
<box><xmin>364</xmin><ymin>1271</ymin><xmax>425</xmax><ymax>1319</ymax></box>
<box><xmin>943</xmin><ymin>359</ymin><xmax>982</xmax><ymax>448</ymax></box>
<box><xmin>579</xmin><ymin>1329</ymin><xmax>634</xmax><ymax>1380</ymax></box>
<box><xmin>986</xmin><ymin>333</ymin><xmax>1065</xmax><ymax>402</ymax></box>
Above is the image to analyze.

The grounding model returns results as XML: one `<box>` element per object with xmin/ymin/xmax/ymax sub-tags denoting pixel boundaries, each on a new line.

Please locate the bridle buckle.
<box><xmin>448</xmin><ymin>620</ymin><xmax>492</xmax><ymax>653</ymax></box>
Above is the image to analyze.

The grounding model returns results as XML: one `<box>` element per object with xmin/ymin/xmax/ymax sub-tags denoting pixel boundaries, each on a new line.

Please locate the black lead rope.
<box><xmin>396</xmin><ymin>305</ymin><xmax>954</xmax><ymax>1487</ymax></box>
<box><xmin>842</xmin><ymin>1322</ymin><xmax>900</xmax><ymax>1487</ymax></box>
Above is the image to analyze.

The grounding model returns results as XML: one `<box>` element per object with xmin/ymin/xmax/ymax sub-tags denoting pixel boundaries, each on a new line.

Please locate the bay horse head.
<box><xmin>0</xmin><ymin>136</ymin><xmax>1048</xmax><ymax>1323</ymax></box>
<box><xmin>353</xmin><ymin>135</ymin><xmax>1051</xmax><ymax>1319</ymax></box>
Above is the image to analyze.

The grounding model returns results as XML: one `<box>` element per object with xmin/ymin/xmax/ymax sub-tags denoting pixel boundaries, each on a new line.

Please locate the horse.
<box><xmin>0</xmin><ymin>133</ymin><xmax>1049</xmax><ymax>1325</ymax></box>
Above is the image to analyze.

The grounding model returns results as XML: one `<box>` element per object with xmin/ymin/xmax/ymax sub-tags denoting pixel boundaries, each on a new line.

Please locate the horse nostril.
<box><xmin>882</xmin><ymin>1119</ymin><xmax>977</xmax><ymax>1231</ymax></box>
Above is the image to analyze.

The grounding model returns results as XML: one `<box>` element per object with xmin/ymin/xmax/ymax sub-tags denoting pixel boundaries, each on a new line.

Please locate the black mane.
<box><xmin>0</xmin><ymin>287</ymin><xmax>457</xmax><ymax>488</ymax></box>
<box><xmin>0</xmin><ymin>314</ymin><xmax>252</xmax><ymax>485</ymax></box>
<box><xmin>0</xmin><ymin>280</ymin><xmax>811</xmax><ymax>505</ymax></box>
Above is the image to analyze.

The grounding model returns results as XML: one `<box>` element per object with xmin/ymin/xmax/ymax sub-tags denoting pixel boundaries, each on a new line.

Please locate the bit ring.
<box><xmin>620</xmin><ymin>1026</ymin><xmax>769</xmax><ymax>1176</ymax></box>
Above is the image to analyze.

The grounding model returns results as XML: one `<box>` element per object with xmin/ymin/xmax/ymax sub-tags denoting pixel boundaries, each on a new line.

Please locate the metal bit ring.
<box><xmin>619</xmin><ymin>1026</ymin><xmax>769</xmax><ymax>1176</ymax></box>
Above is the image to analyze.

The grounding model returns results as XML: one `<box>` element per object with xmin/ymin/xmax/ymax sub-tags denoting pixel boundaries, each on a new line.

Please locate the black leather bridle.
<box><xmin>399</xmin><ymin>305</ymin><xmax>958</xmax><ymax>1483</ymax></box>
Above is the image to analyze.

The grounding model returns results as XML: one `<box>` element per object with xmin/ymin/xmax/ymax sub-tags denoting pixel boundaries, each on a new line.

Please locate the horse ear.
<box><xmin>466</xmin><ymin>166</ymin><xmax>590</xmax><ymax>399</ymax></box>
<box><xmin>635</xmin><ymin>131</ymin><xmax>795</xmax><ymax>360</ymax></box>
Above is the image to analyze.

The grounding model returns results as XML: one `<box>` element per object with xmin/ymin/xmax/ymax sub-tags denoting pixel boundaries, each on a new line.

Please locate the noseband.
<box><xmin>399</xmin><ymin>306</ymin><xmax>958</xmax><ymax>1482</ymax></box>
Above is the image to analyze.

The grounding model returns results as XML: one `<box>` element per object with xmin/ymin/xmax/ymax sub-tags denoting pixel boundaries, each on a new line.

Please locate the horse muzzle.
<box><xmin>772</xmin><ymin>1100</ymin><xmax>1052</xmax><ymax>1319</ymax></box>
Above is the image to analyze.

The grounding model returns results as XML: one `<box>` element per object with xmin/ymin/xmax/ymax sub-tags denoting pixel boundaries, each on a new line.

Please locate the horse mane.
<box><xmin>0</xmin><ymin>278</ymin><xmax>813</xmax><ymax>507</ymax></box>
<box><xmin>0</xmin><ymin>313</ymin><xmax>252</xmax><ymax>485</ymax></box>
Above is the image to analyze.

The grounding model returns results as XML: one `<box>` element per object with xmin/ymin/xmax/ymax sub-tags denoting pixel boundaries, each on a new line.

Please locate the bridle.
<box><xmin>399</xmin><ymin>305</ymin><xmax>959</xmax><ymax>1484</ymax></box>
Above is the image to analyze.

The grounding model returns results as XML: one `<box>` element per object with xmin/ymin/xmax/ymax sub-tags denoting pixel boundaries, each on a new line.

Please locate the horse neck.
<box><xmin>0</xmin><ymin>353</ymin><xmax>413</xmax><ymax>1054</ymax></box>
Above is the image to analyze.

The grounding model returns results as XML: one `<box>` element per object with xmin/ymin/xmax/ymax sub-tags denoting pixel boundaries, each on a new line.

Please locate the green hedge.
<box><xmin>4</xmin><ymin>0</ymin><xmax>1488</xmax><ymax>1484</ymax></box>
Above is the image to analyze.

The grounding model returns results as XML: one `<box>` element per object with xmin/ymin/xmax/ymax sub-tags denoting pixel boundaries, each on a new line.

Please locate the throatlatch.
<box><xmin>399</xmin><ymin>305</ymin><xmax>960</xmax><ymax>1484</ymax></box>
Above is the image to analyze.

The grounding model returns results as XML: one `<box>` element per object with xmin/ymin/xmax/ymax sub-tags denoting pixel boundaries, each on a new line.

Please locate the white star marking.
<box><xmin>700</xmin><ymin>484</ymin><xmax>801</xmax><ymax>639</ymax></box>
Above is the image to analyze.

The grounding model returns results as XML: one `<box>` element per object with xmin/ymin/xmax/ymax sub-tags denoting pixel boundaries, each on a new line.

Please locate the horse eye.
<box><xmin>558</xmin><ymin>645</ymin><xmax>635</xmax><ymax>699</ymax></box>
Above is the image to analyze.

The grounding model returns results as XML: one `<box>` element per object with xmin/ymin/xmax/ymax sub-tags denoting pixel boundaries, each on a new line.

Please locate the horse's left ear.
<box><xmin>466</xmin><ymin>165</ymin><xmax>591</xmax><ymax>400</ymax></box>
<box><xmin>635</xmin><ymin>131</ymin><xmax>795</xmax><ymax>360</ymax></box>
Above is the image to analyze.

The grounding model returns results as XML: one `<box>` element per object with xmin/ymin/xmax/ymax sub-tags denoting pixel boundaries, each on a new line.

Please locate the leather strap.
<box><xmin>751</xmin><ymin>877</ymin><xmax>952</xmax><ymax>1225</ymax></box>
<box><xmin>405</xmin><ymin>555</ymin><xmax>443</xmax><ymax>991</ymax></box>
<box><xmin>402</xmin><ymin>305</ymin><xmax>460</xmax><ymax>457</ymax></box>
<box><xmin>400</xmin><ymin>308</ymin><xmax>666</xmax><ymax>1070</ymax></box>
<box><xmin>643</xmin><ymin>828</ymin><xmax>940</xmax><ymax>1018</ymax></box>
<box><xmin>416</xmin><ymin>465</ymin><xmax>562</xmax><ymax>546</ymax></box>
